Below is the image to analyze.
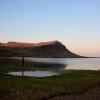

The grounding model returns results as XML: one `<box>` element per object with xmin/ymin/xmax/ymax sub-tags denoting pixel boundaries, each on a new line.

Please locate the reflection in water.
<box><xmin>4</xmin><ymin>58</ymin><xmax>66</xmax><ymax>77</ymax></box>
<box><xmin>25</xmin><ymin>58</ymin><xmax>67</xmax><ymax>64</ymax></box>
<box><xmin>29</xmin><ymin>62</ymin><xmax>67</xmax><ymax>70</ymax></box>
<box><xmin>4</xmin><ymin>58</ymin><xmax>100</xmax><ymax>77</ymax></box>
<box><xmin>7</xmin><ymin>71</ymin><xmax>59</xmax><ymax>77</ymax></box>
<box><xmin>6</xmin><ymin>63</ymin><xmax>66</xmax><ymax>77</ymax></box>
<box><xmin>1</xmin><ymin>57</ymin><xmax>100</xmax><ymax>71</ymax></box>
<box><xmin>25</xmin><ymin>58</ymin><xmax>100</xmax><ymax>70</ymax></box>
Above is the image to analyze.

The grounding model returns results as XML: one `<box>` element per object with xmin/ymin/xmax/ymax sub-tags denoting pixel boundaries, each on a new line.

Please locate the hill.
<box><xmin>0</xmin><ymin>41</ymin><xmax>84</xmax><ymax>58</ymax></box>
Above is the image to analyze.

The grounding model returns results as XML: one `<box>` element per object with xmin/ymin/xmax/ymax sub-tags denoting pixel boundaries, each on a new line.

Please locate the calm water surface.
<box><xmin>7</xmin><ymin>58</ymin><xmax>100</xmax><ymax>77</ymax></box>
<box><xmin>25</xmin><ymin>58</ymin><xmax>100</xmax><ymax>70</ymax></box>
<box><xmin>7</xmin><ymin>71</ymin><xmax>58</xmax><ymax>77</ymax></box>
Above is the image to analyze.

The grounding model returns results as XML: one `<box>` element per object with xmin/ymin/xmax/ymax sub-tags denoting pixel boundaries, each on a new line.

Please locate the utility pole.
<box><xmin>22</xmin><ymin>47</ymin><xmax>24</xmax><ymax>77</ymax></box>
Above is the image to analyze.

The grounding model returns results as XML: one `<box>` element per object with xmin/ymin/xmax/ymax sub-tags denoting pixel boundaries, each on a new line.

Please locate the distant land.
<box><xmin>0</xmin><ymin>41</ymin><xmax>85</xmax><ymax>58</ymax></box>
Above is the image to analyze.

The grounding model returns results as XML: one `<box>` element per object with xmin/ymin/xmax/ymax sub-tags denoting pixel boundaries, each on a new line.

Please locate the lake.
<box><xmin>24</xmin><ymin>58</ymin><xmax>100</xmax><ymax>70</ymax></box>
<box><xmin>7</xmin><ymin>71</ymin><xmax>59</xmax><ymax>77</ymax></box>
<box><xmin>7</xmin><ymin>58</ymin><xmax>100</xmax><ymax>77</ymax></box>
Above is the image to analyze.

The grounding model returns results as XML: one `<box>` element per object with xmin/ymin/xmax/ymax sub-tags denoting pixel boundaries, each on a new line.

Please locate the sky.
<box><xmin>0</xmin><ymin>0</ymin><xmax>100</xmax><ymax>57</ymax></box>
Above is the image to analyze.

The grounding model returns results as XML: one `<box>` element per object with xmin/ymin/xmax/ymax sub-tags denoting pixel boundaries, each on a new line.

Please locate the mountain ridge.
<box><xmin>0</xmin><ymin>41</ymin><xmax>85</xmax><ymax>58</ymax></box>
<box><xmin>0</xmin><ymin>41</ymin><xmax>58</xmax><ymax>47</ymax></box>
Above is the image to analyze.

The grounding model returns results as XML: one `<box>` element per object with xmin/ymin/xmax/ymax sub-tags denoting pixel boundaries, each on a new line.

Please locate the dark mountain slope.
<box><xmin>0</xmin><ymin>41</ymin><xmax>84</xmax><ymax>58</ymax></box>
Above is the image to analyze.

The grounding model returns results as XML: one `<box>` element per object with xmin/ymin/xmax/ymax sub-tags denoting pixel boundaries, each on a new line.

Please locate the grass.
<box><xmin>0</xmin><ymin>65</ymin><xmax>100</xmax><ymax>100</ymax></box>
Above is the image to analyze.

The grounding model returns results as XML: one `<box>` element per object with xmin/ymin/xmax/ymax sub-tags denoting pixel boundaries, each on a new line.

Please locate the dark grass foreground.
<box><xmin>0</xmin><ymin>65</ymin><xmax>100</xmax><ymax>100</ymax></box>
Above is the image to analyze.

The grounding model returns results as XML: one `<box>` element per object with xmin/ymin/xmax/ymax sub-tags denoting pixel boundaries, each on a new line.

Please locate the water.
<box><xmin>7</xmin><ymin>71</ymin><xmax>59</xmax><ymax>77</ymax></box>
<box><xmin>24</xmin><ymin>58</ymin><xmax>100</xmax><ymax>70</ymax></box>
<box><xmin>7</xmin><ymin>58</ymin><xmax>100</xmax><ymax>77</ymax></box>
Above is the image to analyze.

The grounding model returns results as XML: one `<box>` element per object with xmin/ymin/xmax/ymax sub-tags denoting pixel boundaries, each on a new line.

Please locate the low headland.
<box><xmin>0</xmin><ymin>41</ymin><xmax>85</xmax><ymax>58</ymax></box>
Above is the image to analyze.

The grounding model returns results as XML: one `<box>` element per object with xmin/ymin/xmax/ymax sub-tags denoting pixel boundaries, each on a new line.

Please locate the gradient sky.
<box><xmin>0</xmin><ymin>0</ymin><xmax>100</xmax><ymax>57</ymax></box>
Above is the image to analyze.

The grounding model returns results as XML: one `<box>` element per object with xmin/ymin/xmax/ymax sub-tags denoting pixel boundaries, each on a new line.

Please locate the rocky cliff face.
<box><xmin>0</xmin><ymin>41</ymin><xmax>83</xmax><ymax>58</ymax></box>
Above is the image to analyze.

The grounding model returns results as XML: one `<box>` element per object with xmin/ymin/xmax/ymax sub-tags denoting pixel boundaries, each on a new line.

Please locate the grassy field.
<box><xmin>0</xmin><ymin>65</ymin><xmax>100</xmax><ymax>100</ymax></box>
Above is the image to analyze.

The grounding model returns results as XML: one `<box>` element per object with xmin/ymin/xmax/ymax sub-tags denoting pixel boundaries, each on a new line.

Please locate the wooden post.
<box><xmin>22</xmin><ymin>47</ymin><xmax>24</xmax><ymax>77</ymax></box>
